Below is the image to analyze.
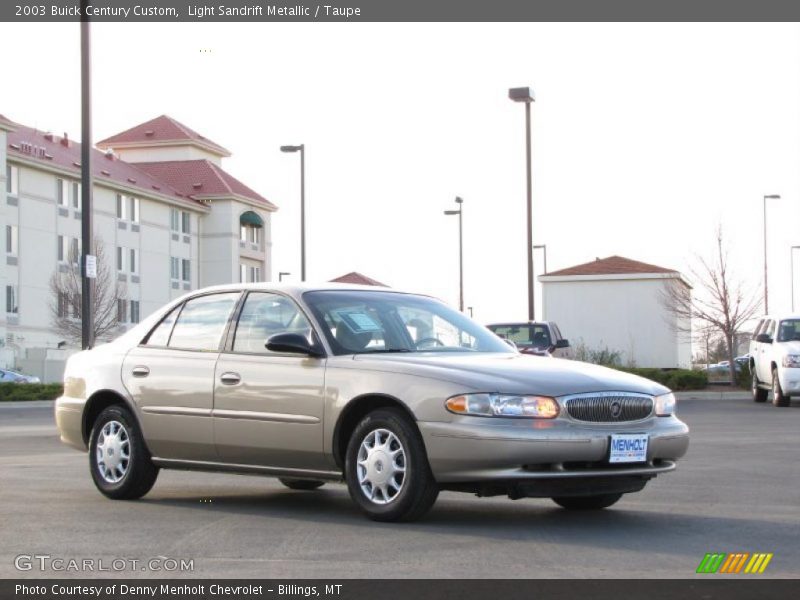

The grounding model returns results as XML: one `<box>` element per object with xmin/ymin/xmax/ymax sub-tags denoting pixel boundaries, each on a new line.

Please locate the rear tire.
<box><xmin>88</xmin><ymin>405</ymin><xmax>158</xmax><ymax>500</ymax></box>
<box><xmin>552</xmin><ymin>493</ymin><xmax>623</xmax><ymax>510</ymax></box>
<box><xmin>278</xmin><ymin>478</ymin><xmax>325</xmax><ymax>491</ymax></box>
<box><xmin>772</xmin><ymin>368</ymin><xmax>790</xmax><ymax>407</ymax></box>
<box><xmin>752</xmin><ymin>369</ymin><xmax>767</xmax><ymax>403</ymax></box>
<box><xmin>345</xmin><ymin>408</ymin><xmax>438</xmax><ymax>522</ymax></box>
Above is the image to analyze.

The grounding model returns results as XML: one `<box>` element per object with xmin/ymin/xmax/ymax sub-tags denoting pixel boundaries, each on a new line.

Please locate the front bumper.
<box><xmin>418</xmin><ymin>415</ymin><xmax>689</xmax><ymax>484</ymax></box>
<box><xmin>54</xmin><ymin>396</ymin><xmax>87</xmax><ymax>451</ymax></box>
<box><xmin>779</xmin><ymin>368</ymin><xmax>800</xmax><ymax>395</ymax></box>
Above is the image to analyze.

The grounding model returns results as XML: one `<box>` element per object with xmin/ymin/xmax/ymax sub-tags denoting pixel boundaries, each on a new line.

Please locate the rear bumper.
<box><xmin>418</xmin><ymin>415</ymin><xmax>689</xmax><ymax>484</ymax></box>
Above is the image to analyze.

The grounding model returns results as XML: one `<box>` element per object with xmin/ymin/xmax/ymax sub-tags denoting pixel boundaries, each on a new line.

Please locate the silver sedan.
<box><xmin>55</xmin><ymin>284</ymin><xmax>689</xmax><ymax>521</ymax></box>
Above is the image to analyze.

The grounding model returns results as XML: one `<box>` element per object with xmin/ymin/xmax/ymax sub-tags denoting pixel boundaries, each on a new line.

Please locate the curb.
<box><xmin>675</xmin><ymin>391</ymin><xmax>750</xmax><ymax>401</ymax></box>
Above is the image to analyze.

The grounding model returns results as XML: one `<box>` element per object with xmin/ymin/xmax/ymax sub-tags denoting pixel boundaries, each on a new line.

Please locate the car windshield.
<box><xmin>489</xmin><ymin>324</ymin><xmax>552</xmax><ymax>348</ymax></box>
<box><xmin>303</xmin><ymin>290</ymin><xmax>513</xmax><ymax>356</ymax></box>
<box><xmin>777</xmin><ymin>319</ymin><xmax>800</xmax><ymax>342</ymax></box>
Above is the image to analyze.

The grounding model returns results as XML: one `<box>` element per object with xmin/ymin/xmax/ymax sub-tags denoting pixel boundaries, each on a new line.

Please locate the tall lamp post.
<box><xmin>509</xmin><ymin>86</ymin><xmax>536</xmax><ymax>321</ymax></box>
<box><xmin>532</xmin><ymin>244</ymin><xmax>547</xmax><ymax>321</ymax></box>
<box><xmin>444</xmin><ymin>196</ymin><xmax>464</xmax><ymax>312</ymax></box>
<box><xmin>763</xmin><ymin>194</ymin><xmax>780</xmax><ymax>313</ymax></box>
<box><xmin>80</xmin><ymin>6</ymin><xmax>94</xmax><ymax>350</ymax></box>
<box><xmin>280</xmin><ymin>144</ymin><xmax>306</xmax><ymax>281</ymax></box>
<box><xmin>791</xmin><ymin>246</ymin><xmax>800</xmax><ymax>312</ymax></box>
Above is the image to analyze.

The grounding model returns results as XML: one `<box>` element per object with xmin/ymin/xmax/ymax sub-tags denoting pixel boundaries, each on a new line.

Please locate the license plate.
<box><xmin>609</xmin><ymin>433</ymin><xmax>649</xmax><ymax>463</ymax></box>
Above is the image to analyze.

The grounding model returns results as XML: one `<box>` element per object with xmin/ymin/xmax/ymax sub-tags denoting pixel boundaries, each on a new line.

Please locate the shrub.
<box><xmin>615</xmin><ymin>367</ymin><xmax>708</xmax><ymax>391</ymax></box>
<box><xmin>0</xmin><ymin>383</ymin><xmax>64</xmax><ymax>401</ymax></box>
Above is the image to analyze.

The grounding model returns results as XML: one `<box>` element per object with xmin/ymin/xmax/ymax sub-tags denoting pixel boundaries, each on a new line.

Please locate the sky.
<box><xmin>1</xmin><ymin>22</ymin><xmax>799</xmax><ymax>327</ymax></box>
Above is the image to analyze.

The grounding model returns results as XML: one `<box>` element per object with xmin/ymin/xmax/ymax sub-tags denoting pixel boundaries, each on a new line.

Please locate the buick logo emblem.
<box><xmin>610</xmin><ymin>401</ymin><xmax>622</xmax><ymax>418</ymax></box>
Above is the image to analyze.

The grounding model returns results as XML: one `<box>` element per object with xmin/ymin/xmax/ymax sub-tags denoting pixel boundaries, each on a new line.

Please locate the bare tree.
<box><xmin>661</xmin><ymin>226</ymin><xmax>761</xmax><ymax>385</ymax></box>
<box><xmin>49</xmin><ymin>237</ymin><xmax>127</xmax><ymax>345</ymax></box>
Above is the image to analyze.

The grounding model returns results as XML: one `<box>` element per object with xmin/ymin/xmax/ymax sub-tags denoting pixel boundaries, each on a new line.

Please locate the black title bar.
<box><xmin>1</xmin><ymin>0</ymin><xmax>800</xmax><ymax>22</ymax></box>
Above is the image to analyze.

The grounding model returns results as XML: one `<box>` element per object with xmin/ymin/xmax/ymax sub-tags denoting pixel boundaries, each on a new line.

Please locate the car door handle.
<box><xmin>131</xmin><ymin>366</ymin><xmax>150</xmax><ymax>378</ymax></box>
<box><xmin>220</xmin><ymin>372</ymin><xmax>241</xmax><ymax>385</ymax></box>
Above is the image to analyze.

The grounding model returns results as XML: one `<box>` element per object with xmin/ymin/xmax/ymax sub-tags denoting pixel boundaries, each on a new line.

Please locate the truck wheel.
<box><xmin>552</xmin><ymin>493</ymin><xmax>622</xmax><ymax>510</ymax></box>
<box><xmin>772</xmin><ymin>368</ymin><xmax>790</xmax><ymax>407</ymax></box>
<box><xmin>752</xmin><ymin>369</ymin><xmax>767</xmax><ymax>403</ymax></box>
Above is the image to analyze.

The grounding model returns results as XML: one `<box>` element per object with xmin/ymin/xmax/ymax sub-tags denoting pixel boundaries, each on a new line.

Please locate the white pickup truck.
<box><xmin>486</xmin><ymin>321</ymin><xmax>573</xmax><ymax>359</ymax></box>
<box><xmin>749</xmin><ymin>314</ymin><xmax>800</xmax><ymax>407</ymax></box>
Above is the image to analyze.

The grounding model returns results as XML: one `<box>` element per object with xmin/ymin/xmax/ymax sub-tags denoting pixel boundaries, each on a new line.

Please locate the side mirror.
<box><xmin>266</xmin><ymin>333</ymin><xmax>324</xmax><ymax>357</ymax></box>
<box><xmin>755</xmin><ymin>333</ymin><xmax>773</xmax><ymax>344</ymax></box>
<box><xmin>555</xmin><ymin>339</ymin><xmax>570</xmax><ymax>349</ymax></box>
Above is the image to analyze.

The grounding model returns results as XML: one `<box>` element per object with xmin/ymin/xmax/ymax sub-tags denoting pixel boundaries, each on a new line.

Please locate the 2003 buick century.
<box><xmin>55</xmin><ymin>284</ymin><xmax>689</xmax><ymax>521</ymax></box>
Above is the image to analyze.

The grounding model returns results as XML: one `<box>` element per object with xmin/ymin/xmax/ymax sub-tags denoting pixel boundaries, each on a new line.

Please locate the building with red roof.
<box><xmin>329</xmin><ymin>272</ymin><xmax>389</xmax><ymax>287</ymax></box>
<box><xmin>1</xmin><ymin>113</ymin><xmax>277</xmax><ymax>376</ymax></box>
<box><xmin>539</xmin><ymin>256</ymin><xmax>691</xmax><ymax>368</ymax></box>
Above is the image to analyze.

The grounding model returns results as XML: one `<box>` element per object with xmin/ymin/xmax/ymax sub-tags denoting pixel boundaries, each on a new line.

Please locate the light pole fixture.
<box><xmin>763</xmin><ymin>194</ymin><xmax>780</xmax><ymax>314</ymax></box>
<box><xmin>791</xmin><ymin>246</ymin><xmax>800</xmax><ymax>312</ymax></box>
<box><xmin>509</xmin><ymin>86</ymin><xmax>536</xmax><ymax>321</ymax></box>
<box><xmin>467</xmin><ymin>306</ymin><xmax>473</xmax><ymax>318</ymax></box>
<box><xmin>281</xmin><ymin>144</ymin><xmax>306</xmax><ymax>281</ymax></box>
<box><xmin>278</xmin><ymin>271</ymin><xmax>291</xmax><ymax>282</ymax></box>
<box><xmin>80</xmin><ymin>5</ymin><xmax>94</xmax><ymax>350</ymax></box>
<box><xmin>444</xmin><ymin>196</ymin><xmax>464</xmax><ymax>312</ymax></box>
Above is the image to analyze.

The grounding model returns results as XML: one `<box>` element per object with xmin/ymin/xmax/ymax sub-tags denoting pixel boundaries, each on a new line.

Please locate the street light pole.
<box><xmin>444</xmin><ymin>197</ymin><xmax>464</xmax><ymax>312</ymax></box>
<box><xmin>80</xmin><ymin>7</ymin><xmax>94</xmax><ymax>350</ymax></box>
<box><xmin>509</xmin><ymin>87</ymin><xmax>536</xmax><ymax>321</ymax></box>
<box><xmin>791</xmin><ymin>246</ymin><xmax>800</xmax><ymax>312</ymax></box>
<box><xmin>763</xmin><ymin>194</ymin><xmax>780</xmax><ymax>314</ymax></box>
<box><xmin>280</xmin><ymin>144</ymin><xmax>306</xmax><ymax>281</ymax></box>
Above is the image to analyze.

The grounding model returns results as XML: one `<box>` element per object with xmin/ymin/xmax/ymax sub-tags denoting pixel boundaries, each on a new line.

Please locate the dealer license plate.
<box><xmin>608</xmin><ymin>433</ymin><xmax>649</xmax><ymax>464</ymax></box>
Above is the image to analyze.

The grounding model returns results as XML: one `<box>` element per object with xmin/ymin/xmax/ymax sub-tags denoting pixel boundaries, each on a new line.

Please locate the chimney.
<box><xmin>105</xmin><ymin>148</ymin><xmax>114</xmax><ymax>160</ymax></box>
<box><xmin>60</xmin><ymin>132</ymin><xmax>69</xmax><ymax>147</ymax></box>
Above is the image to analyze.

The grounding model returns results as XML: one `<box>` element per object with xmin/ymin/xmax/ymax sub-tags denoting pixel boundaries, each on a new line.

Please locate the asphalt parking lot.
<box><xmin>1</xmin><ymin>396</ymin><xmax>798</xmax><ymax>579</ymax></box>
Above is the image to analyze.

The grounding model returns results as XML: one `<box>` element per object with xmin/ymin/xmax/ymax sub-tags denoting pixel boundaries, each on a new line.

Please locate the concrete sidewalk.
<box><xmin>675</xmin><ymin>389</ymin><xmax>750</xmax><ymax>401</ymax></box>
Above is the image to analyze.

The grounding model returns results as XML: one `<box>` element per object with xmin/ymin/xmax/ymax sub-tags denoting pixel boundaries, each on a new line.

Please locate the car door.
<box><xmin>122</xmin><ymin>291</ymin><xmax>241</xmax><ymax>461</ymax></box>
<box><xmin>757</xmin><ymin>319</ymin><xmax>776</xmax><ymax>382</ymax></box>
<box><xmin>212</xmin><ymin>291</ymin><xmax>328</xmax><ymax>470</ymax></box>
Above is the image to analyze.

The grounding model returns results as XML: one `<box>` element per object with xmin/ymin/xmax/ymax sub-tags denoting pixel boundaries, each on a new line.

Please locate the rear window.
<box><xmin>489</xmin><ymin>324</ymin><xmax>552</xmax><ymax>349</ymax></box>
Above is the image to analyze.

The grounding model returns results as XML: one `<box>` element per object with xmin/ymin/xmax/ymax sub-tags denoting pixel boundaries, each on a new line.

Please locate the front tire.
<box><xmin>345</xmin><ymin>408</ymin><xmax>439</xmax><ymax>522</ymax></box>
<box><xmin>752</xmin><ymin>369</ymin><xmax>768</xmax><ymax>403</ymax></box>
<box><xmin>88</xmin><ymin>405</ymin><xmax>158</xmax><ymax>500</ymax></box>
<box><xmin>772</xmin><ymin>368</ymin><xmax>790</xmax><ymax>407</ymax></box>
<box><xmin>279</xmin><ymin>478</ymin><xmax>325</xmax><ymax>491</ymax></box>
<box><xmin>552</xmin><ymin>493</ymin><xmax>623</xmax><ymax>510</ymax></box>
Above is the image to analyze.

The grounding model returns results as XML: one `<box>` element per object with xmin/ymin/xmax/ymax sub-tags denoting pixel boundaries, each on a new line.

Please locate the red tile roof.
<box><xmin>330</xmin><ymin>272</ymin><xmax>389</xmax><ymax>287</ymax></box>
<box><xmin>97</xmin><ymin>115</ymin><xmax>231</xmax><ymax>157</ymax></box>
<box><xmin>0</xmin><ymin>114</ymin><xmax>15</xmax><ymax>130</ymax></box>
<box><xmin>545</xmin><ymin>255</ymin><xmax>678</xmax><ymax>277</ymax></box>
<box><xmin>135</xmin><ymin>160</ymin><xmax>276</xmax><ymax>210</ymax></box>
<box><xmin>5</xmin><ymin>122</ymin><xmax>199</xmax><ymax>206</ymax></box>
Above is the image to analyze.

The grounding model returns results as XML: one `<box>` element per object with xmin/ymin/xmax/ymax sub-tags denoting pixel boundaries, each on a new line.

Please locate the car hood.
<box><xmin>351</xmin><ymin>352</ymin><xmax>669</xmax><ymax>397</ymax></box>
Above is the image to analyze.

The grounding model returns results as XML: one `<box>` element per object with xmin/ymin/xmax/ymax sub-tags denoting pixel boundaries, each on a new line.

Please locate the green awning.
<box><xmin>240</xmin><ymin>210</ymin><xmax>264</xmax><ymax>227</ymax></box>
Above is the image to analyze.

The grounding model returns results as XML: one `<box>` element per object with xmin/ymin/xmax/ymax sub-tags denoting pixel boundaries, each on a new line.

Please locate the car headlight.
<box><xmin>654</xmin><ymin>392</ymin><xmax>676</xmax><ymax>416</ymax></box>
<box><xmin>782</xmin><ymin>355</ymin><xmax>800</xmax><ymax>368</ymax></box>
<box><xmin>445</xmin><ymin>393</ymin><xmax>559</xmax><ymax>418</ymax></box>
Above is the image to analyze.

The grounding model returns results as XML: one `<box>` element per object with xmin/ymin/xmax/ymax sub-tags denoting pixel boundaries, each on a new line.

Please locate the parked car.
<box><xmin>55</xmin><ymin>284</ymin><xmax>689</xmax><ymax>522</ymax></box>
<box><xmin>0</xmin><ymin>369</ymin><xmax>41</xmax><ymax>384</ymax></box>
<box><xmin>702</xmin><ymin>361</ymin><xmax>741</xmax><ymax>384</ymax></box>
<box><xmin>486</xmin><ymin>321</ymin><xmax>572</xmax><ymax>358</ymax></box>
<box><xmin>750</xmin><ymin>315</ymin><xmax>800</xmax><ymax>406</ymax></box>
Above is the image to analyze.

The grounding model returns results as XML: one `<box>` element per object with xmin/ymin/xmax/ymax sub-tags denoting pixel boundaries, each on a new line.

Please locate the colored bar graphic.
<box><xmin>697</xmin><ymin>553</ymin><xmax>726</xmax><ymax>574</ymax></box>
<box><xmin>697</xmin><ymin>552</ymin><xmax>772</xmax><ymax>574</ymax></box>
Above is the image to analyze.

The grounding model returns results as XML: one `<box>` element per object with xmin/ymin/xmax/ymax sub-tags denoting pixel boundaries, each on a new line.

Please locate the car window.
<box><xmin>753</xmin><ymin>319</ymin><xmax>765</xmax><ymax>339</ymax></box>
<box><xmin>490</xmin><ymin>324</ymin><xmax>551</xmax><ymax>348</ymax></box>
<box><xmin>167</xmin><ymin>293</ymin><xmax>240</xmax><ymax>351</ymax></box>
<box><xmin>777</xmin><ymin>319</ymin><xmax>800</xmax><ymax>342</ymax></box>
<box><xmin>232</xmin><ymin>293</ymin><xmax>312</xmax><ymax>353</ymax></box>
<box><xmin>144</xmin><ymin>305</ymin><xmax>181</xmax><ymax>346</ymax></box>
<box><xmin>552</xmin><ymin>324</ymin><xmax>563</xmax><ymax>340</ymax></box>
<box><xmin>304</xmin><ymin>290</ymin><xmax>510</xmax><ymax>355</ymax></box>
<box><xmin>765</xmin><ymin>320</ymin><xmax>776</xmax><ymax>338</ymax></box>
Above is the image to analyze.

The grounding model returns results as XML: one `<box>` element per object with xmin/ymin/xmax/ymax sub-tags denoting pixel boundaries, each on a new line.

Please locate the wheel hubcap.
<box><xmin>356</xmin><ymin>428</ymin><xmax>407</xmax><ymax>505</ymax></box>
<box><xmin>95</xmin><ymin>420</ymin><xmax>130</xmax><ymax>484</ymax></box>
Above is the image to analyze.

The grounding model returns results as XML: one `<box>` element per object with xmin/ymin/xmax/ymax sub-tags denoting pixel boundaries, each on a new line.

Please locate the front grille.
<box><xmin>565</xmin><ymin>394</ymin><xmax>653</xmax><ymax>422</ymax></box>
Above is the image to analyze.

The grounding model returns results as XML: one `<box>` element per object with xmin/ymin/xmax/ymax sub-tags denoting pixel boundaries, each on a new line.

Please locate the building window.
<box><xmin>116</xmin><ymin>194</ymin><xmax>126</xmax><ymax>220</ymax></box>
<box><xmin>117</xmin><ymin>299</ymin><xmax>128</xmax><ymax>323</ymax></box>
<box><xmin>57</xmin><ymin>292</ymin><xmax>69</xmax><ymax>319</ymax></box>
<box><xmin>248</xmin><ymin>266</ymin><xmax>261</xmax><ymax>283</ymax></box>
<box><xmin>181</xmin><ymin>259</ymin><xmax>191</xmax><ymax>283</ymax></box>
<box><xmin>56</xmin><ymin>179</ymin><xmax>68</xmax><ymax>206</ymax></box>
<box><xmin>240</xmin><ymin>264</ymin><xmax>247</xmax><ymax>283</ymax></box>
<box><xmin>71</xmin><ymin>182</ymin><xmax>81</xmax><ymax>208</ymax></box>
<box><xmin>6</xmin><ymin>285</ymin><xmax>18</xmax><ymax>314</ymax></box>
<box><xmin>130</xmin><ymin>300</ymin><xmax>140</xmax><ymax>324</ymax></box>
<box><xmin>181</xmin><ymin>211</ymin><xmax>191</xmax><ymax>235</ymax></box>
<box><xmin>72</xmin><ymin>294</ymin><xmax>81</xmax><ymax>319</ymax></box>
<box><xmin>6</xmin><ymin>225</ymin><xmax>18</xmax><ymax>255</ymax></box>
<box><xmin>170</xmin><ymin>257</ymin><xmax>180</xmax><ymax>280</ymax></box>
<box><xmin>70</xmin><ymin>238</ymin><xmax>80</xmax><ymax>265</ymax></box>
<box><xmin>170</xmin><ymin>208</ymin><xmax>180</xmax><ymax>232</ymax></box>
<box><xmin>58</xmin><ymin>235</ymin><xmax>78</xmax><ymax>263</ymax></box>
<box><xmin>240</xmin><ymin>224</ymin><xmax>261</xmax><ymax>245</ymax></box>
<box><xmin>130</xmin><ymin>248</ymin><xmax>138</xmax><ymax>275</ymax></box>
<box><xmin>117</xmin><ymin>246</ymin><xmax>124</xmax><ymax>272</ymax></box>
<box><xmin>129</xmin><ymin>197</ymin><xmax>140</xmax><ymax>223</ymax></box>
<box><xmin>6</xmin><ymin>165</ymin><xmax>18</xmax><ymax>196</ymax></box>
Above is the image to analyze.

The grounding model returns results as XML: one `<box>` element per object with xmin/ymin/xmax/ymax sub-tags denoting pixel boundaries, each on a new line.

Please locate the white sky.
<box><xmin>1</xmin><ymin>22</ymin><xmax>799</xmax><ymax>327</ymax></box>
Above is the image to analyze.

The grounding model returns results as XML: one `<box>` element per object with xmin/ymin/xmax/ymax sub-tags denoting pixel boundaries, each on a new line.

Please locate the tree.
<box><xmin>661</xmin><ymin>227</ymin><xmax>761</xmax><ymax>385</ymax></box>
<box><xmin>49</xmin><ymin>237</ymin><xmax>126</xmax><ymax>345</ymax></box>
